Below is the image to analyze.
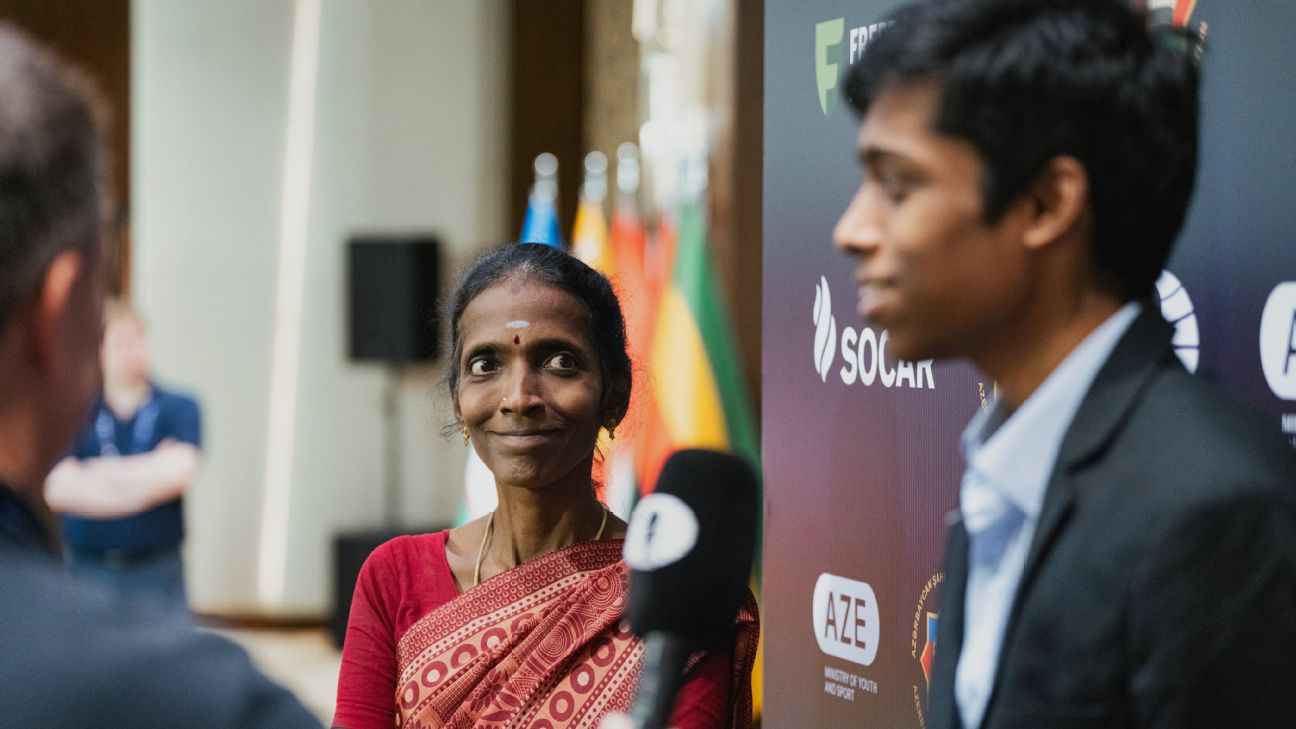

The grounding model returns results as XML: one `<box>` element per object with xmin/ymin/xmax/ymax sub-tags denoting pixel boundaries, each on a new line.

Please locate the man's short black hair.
<box><xmin>0</xmin><ymin>23</ymin><xmax>110</xmax><ymax>333</ymax></box>
<box><xmin>846</xmin><ymin>0</ymin><xmax>1199</xmax><ymax>301</ymax></box>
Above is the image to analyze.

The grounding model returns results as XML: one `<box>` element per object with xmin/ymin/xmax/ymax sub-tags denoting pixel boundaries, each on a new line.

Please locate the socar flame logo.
<box><xmin>813</xmin><ymin>276</ymin><xmax>837</xmax><ymax>382</ymax></box>
<box><xmin>1156</xmin><ymin>270</ymin><xmax>1199</xmax><ymax>373</ymax></box>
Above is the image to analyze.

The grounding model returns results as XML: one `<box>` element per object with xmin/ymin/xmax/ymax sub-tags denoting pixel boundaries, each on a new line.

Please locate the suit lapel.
<box><xmin>929</xmin><ymin>519</ymin><xmax>969</xmax><ymax>729</ymax></box>
<box><xmin>980</xmin><ymin>308</ymin><xmax>1175</xmax><ymax>724</ymax></box>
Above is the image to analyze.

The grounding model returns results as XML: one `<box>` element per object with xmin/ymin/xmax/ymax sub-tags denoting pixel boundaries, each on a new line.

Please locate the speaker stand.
<box><xmin>382</xmin><ymin>365</ymin><xmax>403</xmax><ymax>530</ymax></box>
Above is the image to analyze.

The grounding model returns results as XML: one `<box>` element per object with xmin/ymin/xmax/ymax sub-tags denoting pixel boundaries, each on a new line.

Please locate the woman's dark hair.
<box><xmin>445</xmin><ymin>243</ymin><xmax>632</xmax><ymax>428</ymax></box>
<box><xmin>844</xmin><ymin>0</ymin><xmax>1199</xmax><ymax>301</ymax></box>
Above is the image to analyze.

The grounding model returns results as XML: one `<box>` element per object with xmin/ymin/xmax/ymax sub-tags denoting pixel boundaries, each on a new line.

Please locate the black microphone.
<box><xmin>623</xmin><ymin>449</ymin><xmax>759</xmax><ymax>729</ymax></box>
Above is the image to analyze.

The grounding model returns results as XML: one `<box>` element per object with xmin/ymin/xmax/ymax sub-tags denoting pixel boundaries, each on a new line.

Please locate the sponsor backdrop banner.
<box><xmin>761</xmin><ymin>1</ymin><xmax>1296</xmax><ymax>727</ymax></box>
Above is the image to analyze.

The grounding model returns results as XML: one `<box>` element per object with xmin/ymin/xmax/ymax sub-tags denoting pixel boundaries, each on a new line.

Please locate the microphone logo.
<box><xmin>624</xmin><ymin>493</ymin><xmax>700</xmax><ymax>571</ymax></box>
<box><xmin>813</xmin><ymin>276</ymin><xmax>838</xmax><ymax>382</ymax></box>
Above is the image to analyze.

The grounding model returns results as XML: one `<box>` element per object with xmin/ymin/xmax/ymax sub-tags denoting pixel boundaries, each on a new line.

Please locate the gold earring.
<box><xmin>607</xmin><ymin>425</ymin><xmax>616</xmax><ymax>441</ymax></box>
<box><xmin>461</xmin><ymin>425</ymin><xmax>470</xmax><ymax>447</ymax></box>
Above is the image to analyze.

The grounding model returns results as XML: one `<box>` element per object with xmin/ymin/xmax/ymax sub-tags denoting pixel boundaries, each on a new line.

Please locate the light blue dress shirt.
<box><xmin>954</xmin><ymin>302</ymin><xmax>1140</xmax><ymax>729</ymax></box>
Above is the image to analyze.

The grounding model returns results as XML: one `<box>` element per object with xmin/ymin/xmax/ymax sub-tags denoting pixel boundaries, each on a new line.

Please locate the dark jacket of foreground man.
<box><xmin>929</xmin><ymin>309</ymin><xmax>1296</xmax><ymax>729</ymax></box>
<box><xmin>0</xmin><ymin>485</ymin><xmax>323</xmax><ymax>729</ymax></box>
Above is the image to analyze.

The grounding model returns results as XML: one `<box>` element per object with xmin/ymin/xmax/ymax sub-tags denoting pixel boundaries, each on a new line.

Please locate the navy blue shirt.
<box><xmin>61</xmin><ymin>384</ymin><xmax>202</xmax><ymax>554</ymax></box>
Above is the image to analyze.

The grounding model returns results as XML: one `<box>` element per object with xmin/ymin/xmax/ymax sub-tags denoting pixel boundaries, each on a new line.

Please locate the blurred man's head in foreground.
<box><xmin>0</xmin><ymin>23</ymin><xmax>112</xmax><ymax>491</ymax></box>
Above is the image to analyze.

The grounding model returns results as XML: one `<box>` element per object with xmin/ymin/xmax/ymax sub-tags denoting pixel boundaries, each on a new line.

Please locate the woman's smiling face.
<box><xmin>453</xmin><ymin>275</ymin><xmax>604</xmax><ymax>490</ymax></box>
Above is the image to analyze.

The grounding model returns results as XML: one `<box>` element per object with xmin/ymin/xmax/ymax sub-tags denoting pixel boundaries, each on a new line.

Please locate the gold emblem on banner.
<box><xmin>911</xmin><ymin>572</ymin><xmax>944</xmax><ymax>729</ymax></box>
<box><xmin>977</xmin><ymin>381</ymin><xmax>999</xmax><ymax>411</ymax></box>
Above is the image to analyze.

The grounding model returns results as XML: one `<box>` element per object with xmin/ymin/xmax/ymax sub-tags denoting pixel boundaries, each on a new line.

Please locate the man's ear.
<box><xmin>29</xmin><ymin>250</ymin><xmax>86</xmax><ymax>372</ymax></box>
<box><xmin>1021</xmin><ymin>155</ymin><xmax>1089</xmax><ymax>251</ymax></box>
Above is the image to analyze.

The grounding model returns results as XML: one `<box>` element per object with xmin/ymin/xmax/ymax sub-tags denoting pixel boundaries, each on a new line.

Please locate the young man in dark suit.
<box><xmin>0</xmin><ymin>23</ymin><xmax>321</xmax><ymax>728</ymax></box>
<box><xmin>833</xmin><ymin>1</ymin><xmax>1296</xmax><ymax>727</ymax></box>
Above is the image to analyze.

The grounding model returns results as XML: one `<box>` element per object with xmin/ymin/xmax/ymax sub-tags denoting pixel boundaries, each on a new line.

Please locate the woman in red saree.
<box><xmin>333</xmin><ymin>244</ymin><xmax>759</xmax><ymax>729</ymax></box>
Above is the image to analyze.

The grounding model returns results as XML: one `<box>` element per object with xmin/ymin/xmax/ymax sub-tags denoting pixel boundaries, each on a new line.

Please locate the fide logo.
<box><xmin>1260</xmin><ymin>282</ymin><xmax>1296</xmax><ymax>400</ymax></box>
<box><xmin>623</xmin><ymin>493</ymin><xmax>699</xmax><ymax>571</ymax></box>
<box><xmin>1156</xmin><ymin>270</ymin><xmax>1200</xmax><ymax>373</ymax></box>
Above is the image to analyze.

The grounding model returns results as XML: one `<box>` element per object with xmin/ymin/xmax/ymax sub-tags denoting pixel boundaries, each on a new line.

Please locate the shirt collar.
<box><xmin>961</xmin><ymin>302</ymin><xmax>1142</xmax><ymax>520</ymax></box>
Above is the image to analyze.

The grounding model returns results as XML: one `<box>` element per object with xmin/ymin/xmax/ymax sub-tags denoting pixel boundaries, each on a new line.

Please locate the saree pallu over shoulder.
<box><xmin>395</xmin><ymin>540</ymin><xmax>640</xmax><ymax>729</ymax></box>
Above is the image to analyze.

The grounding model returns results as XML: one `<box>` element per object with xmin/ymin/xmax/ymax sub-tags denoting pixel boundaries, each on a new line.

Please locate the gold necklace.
<box><xmin>472</xmin><ymin>504</ymin><xmax>609</xmax><ymax>588</ymax></box>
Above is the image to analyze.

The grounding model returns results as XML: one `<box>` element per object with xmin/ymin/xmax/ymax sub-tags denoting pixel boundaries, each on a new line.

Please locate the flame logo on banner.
<box><xmin>813</xmin><ymin>276</ymin><xmax>838</xmax><ymax>382</ymax></box>
<box><xmin>1155</xmin><ymin>270</ymin><xmax>1200</xmax><ymax>373</ymax></box>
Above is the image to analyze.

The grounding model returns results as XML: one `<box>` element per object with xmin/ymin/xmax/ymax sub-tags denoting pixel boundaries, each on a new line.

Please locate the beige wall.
<box><xmin>133</xmin><ymin>0</ymin><xmax>508</xmax><ymax>615</ymax></box>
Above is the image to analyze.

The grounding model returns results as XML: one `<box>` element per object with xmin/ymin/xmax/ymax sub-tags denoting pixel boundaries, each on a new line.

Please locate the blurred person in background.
<box><xmin>333</xmin><ymin>243</ymin><xmax>759</xmax><ymax>729</ymax></box>
<box><xmin>0</xmin><ymin>22</ymin><xmax>321</xmax><ymax>727</ymax></box>
<box><xmin>46</xmin><ymin>299</ymin><xmax>202</xmax><ymax>614</ymax></box>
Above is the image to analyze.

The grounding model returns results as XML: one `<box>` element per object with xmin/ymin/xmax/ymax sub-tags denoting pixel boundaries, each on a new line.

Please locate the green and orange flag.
<box><xmin>646</xmin><ymin>195</ymin><xmax>764</xmax><ymax>716</ymax></box>
<box><xmin>649</xmin><ymin>198</ymin><xmax>759</xmax><ymax>472</ymax></box>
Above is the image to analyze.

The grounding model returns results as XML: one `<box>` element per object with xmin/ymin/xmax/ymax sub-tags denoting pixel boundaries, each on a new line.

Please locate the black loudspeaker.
<box><xmin>331</xmin><ymin>527</ymin><xmax>446</xmax><ymax>648</ymax></box>
<box><xmin>347</xmin><ymin>236</ymin><xmax>441</xmax><ymax>363</ymax></box>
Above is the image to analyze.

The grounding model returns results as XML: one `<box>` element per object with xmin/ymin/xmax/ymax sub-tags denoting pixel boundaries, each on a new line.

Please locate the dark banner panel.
<box><xmin>761</xmin><ymin>1</ymin><xmax>1296</xmax><ymax>726</ymax></box>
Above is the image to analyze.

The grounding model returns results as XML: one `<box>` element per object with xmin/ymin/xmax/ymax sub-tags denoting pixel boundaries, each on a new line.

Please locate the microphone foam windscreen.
<box><xmin>623</xmin><ymin>449</ymin><xmax>759</xmax><ymax>648</ymax></box>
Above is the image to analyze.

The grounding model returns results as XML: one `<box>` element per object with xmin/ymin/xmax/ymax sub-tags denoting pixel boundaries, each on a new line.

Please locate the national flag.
<box><xmin>572</xmin><ymin>152</ymin><xmax>613</xmax><ymax>273</ymax></box>
<box><xmin>571</xmin><ymin>152</ymin><xmax>634</xmax><ymax>515</ymax></box>
<box><xmin>520</xmin><ymin>152</ymin><xmax>563</xmax><ymax>247</ymax></box>
<box><xmin>647</xmin><ymin>193</ymin><xmax>764</xmax><ymax>717</ymax></box>
<box><xmin>634</xmin><ymin>213</ymin><xmax>677</xmax><ymax>494</ymax></box>
<box><xmin>596</xmin><ymin>145</ymin><xmax>663</xmax><ymax>518</ymax></box>
<box><xmin>648</xmin><ymin>198</ymin><xmax>758</xmax><ymax>469</ymax></box>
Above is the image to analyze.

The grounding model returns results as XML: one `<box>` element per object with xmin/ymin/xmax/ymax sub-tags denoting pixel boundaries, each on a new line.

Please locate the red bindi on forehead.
<box><xmin>514</xmin><ymin>335</ymin><xmax>520</xmax><ymax>345</ymax></box>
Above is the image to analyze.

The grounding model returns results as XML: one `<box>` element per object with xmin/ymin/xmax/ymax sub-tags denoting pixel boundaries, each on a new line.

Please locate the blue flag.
<box><xmin>520</xmin><ymin>191</ymin><xmax>563</xmax><ymax>247</ymax></box>
<box><xmin>520</xmin><ymin>152</ymin><xmax>563</xmax><ymax>247</ymax></box>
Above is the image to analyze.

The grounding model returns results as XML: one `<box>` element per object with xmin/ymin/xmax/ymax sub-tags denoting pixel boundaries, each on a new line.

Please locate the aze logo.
<box><xmin>813</xmin><ymin>573</ymin><xmax>880</xmax><ymax>666</ymax></box>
